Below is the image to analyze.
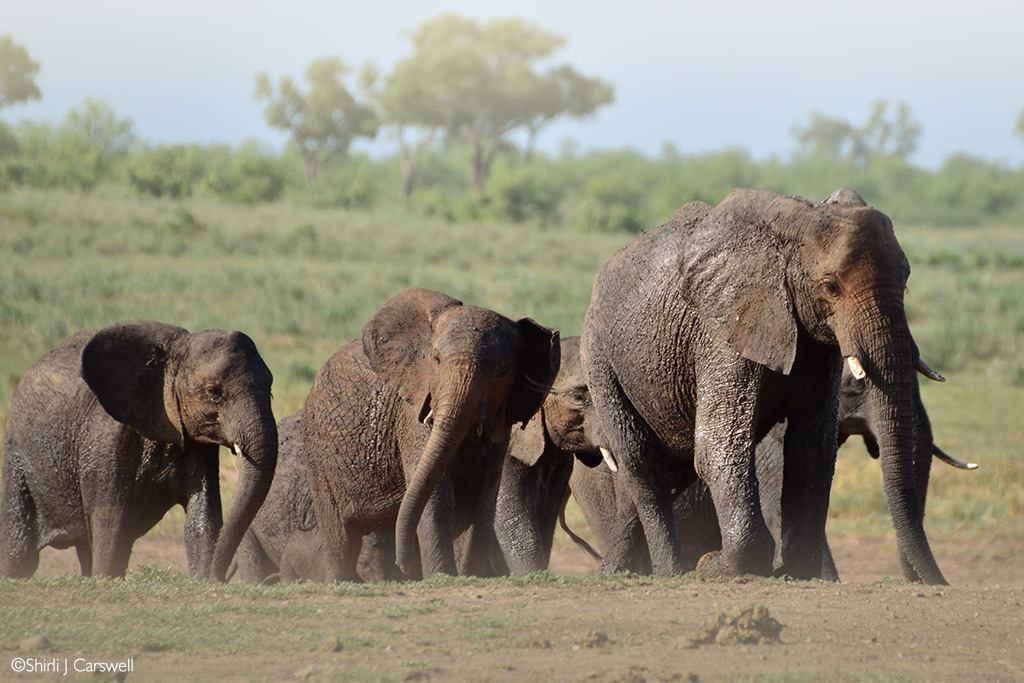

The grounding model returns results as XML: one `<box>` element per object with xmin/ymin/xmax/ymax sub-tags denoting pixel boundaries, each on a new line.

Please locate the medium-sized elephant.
<box><xmin>492</xmin><ymin>336</ymin><xmax>608</xmax><ymax>575</ymax></box>
<box><xmin>568</xmin><ymin>366</ymin><xmax>975</xmax><ymax>579</ymax></box>
<box><xmin>301</xmin><ymin>288</ymin><xmax>559</xmax><ymax>582</ymax></box>
<box><xmin>1</xmin><ymin>321</ymin><xmax>278</xmax><ymax>580</ymax></box>
<box><xmin>582</xmin><ymin>188</ymin><xmax>948</xmax><ymax>583</ymax></box>
<box><xmin>237</xmin><ymin>336</ymin><xmax>604</xmax><ymax>582</ymax></box>
<box><xmin>231</xmin><ymin>411</ymin><xmax>400</xmax><ymax>584</ymax></box>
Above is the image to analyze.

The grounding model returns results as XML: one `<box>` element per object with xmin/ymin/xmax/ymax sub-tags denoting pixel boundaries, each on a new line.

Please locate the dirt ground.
<box><xmin>26</xmin><ymin>534</ymin><xmax>1023</xmax><ymax>681</ymax></box>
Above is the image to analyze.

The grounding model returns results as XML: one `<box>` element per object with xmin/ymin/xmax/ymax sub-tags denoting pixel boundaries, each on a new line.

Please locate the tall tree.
<box><xmin>521</xmin><ymin>65</ymin><xmax>614</xmax><ymax>161</ymax></box>
<box><xmin>375</xmin><ymin>14</ymin><xmax>614</xmax><ymax>194</ymax></box>
<box><xmin>0</xmin><ymin>35</ymin><xmax>41</xmax><ymax>110</ymax></box>
<box><xmin>359</xmin><ymin>62</ymin><xmax>443</xmax><ymax>198</ymax></box>
<box><xmin>254</xmin><ymin>57</ymin><xmax>377</xmax><ymax>181</ymax></box>
<box><xmin>791</xmin><ymin>100</ymin><xmax>921</xmax><ymax>165</ymax></box>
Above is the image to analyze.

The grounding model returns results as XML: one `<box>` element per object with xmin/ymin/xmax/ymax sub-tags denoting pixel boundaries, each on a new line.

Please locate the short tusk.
<box><xmin>600</xmin><ymin>447</ymin><xmax>619</xmax><ymax>473</ymax></box>
<box><xmin>934</xmin><ymin>445</ymin><xmax>978</xmax><ymax>470</ymax></box>
<box><xmin>846</xmin><ymin>356</ymin><xmax>866</xmax><ymax>380</ymax></box>
<box><xmin>422</xmin><ymin>409</ymin><xmax>434</xmax><ymax>426</ymax></box>
<box><xmin>916</xmin><ymin>358</ymin><xmax>946</xmax><ymax>382</ymax></box>
<box><xmin>232</xmin><ymin>443</ymin><xmax>243</xmax><ymax>457</ymax></box>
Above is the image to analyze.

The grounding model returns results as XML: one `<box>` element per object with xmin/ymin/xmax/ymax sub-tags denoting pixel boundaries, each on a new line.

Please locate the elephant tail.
<box><xmin>559</xmin><ymin>498</ymin><xmax>602</xmax><ymax>563</ymax></box>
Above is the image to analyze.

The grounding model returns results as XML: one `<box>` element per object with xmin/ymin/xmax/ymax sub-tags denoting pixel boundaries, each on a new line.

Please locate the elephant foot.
<box><xmin>695</xmin><ymin>551</ymin><xmax>767</xmax><ymax>581</ymax></box>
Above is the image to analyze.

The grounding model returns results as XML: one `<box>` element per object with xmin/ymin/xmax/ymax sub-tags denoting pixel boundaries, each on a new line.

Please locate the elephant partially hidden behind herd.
<box><xmin>1</xmin><ymin>188</ymin><xmax>977</xmax><ymax>587</ymax></box>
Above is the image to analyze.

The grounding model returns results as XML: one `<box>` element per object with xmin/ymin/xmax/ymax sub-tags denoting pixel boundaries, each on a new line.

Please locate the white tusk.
<box><xmin>934</xmin><ymin>445</ymin><xmax>977</xmax><ymax>470</ymax></box>
<box><xmin>916</xmin><ymin>358</ymin><xmax>946</xmax><ymax>382</ymax></box>
<box><xmin>233</xmin><ymin>443</ymin><xmax>243</xmax><ymax>458</ymax></box>
<box><xmin>846</xmin><ymin>356</ymin><xmax>867</xmax><ymax>380</ymax></box>
<box><xmin>600</xmin><ymin>447</ymin><xmax>619</xmax><ymax>473</ymax></box>
<box><xmin>422</xmin><ymin>409</ymin><xmax>434</xmax><ymax>426</ymax></box>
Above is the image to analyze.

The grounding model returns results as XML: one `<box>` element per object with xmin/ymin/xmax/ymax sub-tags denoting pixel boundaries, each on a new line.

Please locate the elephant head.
<box><xmin>81</xmin><ymin>320</ymin><xmax>278</xmax><ymax>580</ymax></box>
<box><xmin>361</xmin><ymin>288</ymin><xmax>559</xmax><ymax>575</ymax></box>
<box><xmin>680</xmin><ymin>187</ymin><xmax>947</xmax><ymax>583</ymax></box>
<box><xmin>507</xmin><ymin>336</ymin><xmax>605</xmax><ymax>470</ymax></box>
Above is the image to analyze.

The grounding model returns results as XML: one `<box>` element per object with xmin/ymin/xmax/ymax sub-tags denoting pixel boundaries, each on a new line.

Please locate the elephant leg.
<box><xmin>183</xmin><ymin>455</ymin><xmax>223</xmax><ymax>579</ymax></box>
<box><xmin>0</xmin><ymin>464</ymin><xmax>41</xmax><ymax>578</ymax></box>
<box><xmin>417</xmin><ymin>475</ymin><xmax>457</xmax><ymax>578</ymax></box>
<box><xmin>693</xmin><ymin>374</ymin><xmax>775</xmax><ymax>579</ymax></box>
<box><xmin>777</xmin><ymin>413</ymin><xmax>836</xmax><ymax>580</ymax></box>
<box><xmin>495</xmin><ymin>459</ymin><xmax>546</xmax><ymax>576</ymax></box>
<box><xmin>75</xmin><ymin>544</ymin><xmax>93</xmax><ymax>577</ymax></box>
<box><xmin>316</xmin><ymin>514</ymin><xmax>364</xmax><ymax>583</ymax></box>
<box><xmin>587</xmin><ymin>360</ymin><xmax>690</xmax><ymax>577</ymax></box>
<box><xmin>89</xmin><ymin>505</ymin><xmax>134</xmax><ymax>577</ymax></box>
<box><xmin>601</xmin><ymin>478</ymin><xmax>652</xmax><ymax>574</ymax></box>
<box><xmin>234</xmin><ymin>529</ymin><xmax>278</xmax><ymax>583</ymax></box>
<box><xmin>821</xmin><ymin>535</ymin><xmax>840</xmax><ymax>582</ymax></box>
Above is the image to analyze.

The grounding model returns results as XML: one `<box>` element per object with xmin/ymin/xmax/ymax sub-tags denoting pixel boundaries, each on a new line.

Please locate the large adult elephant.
<box><xmin>1</xmin><ymin>321</ymin><xmax>278</xmax><ymax>580</ymax></box>
<box><xmin>301</xmin><ymin>288</ymin><xmax>559</xmax><ymax>582</ymax></box>
<box><xmin>569</xmin><ymin>364</ymin><xmax>975</xmax><ymax>579</ymax></box>
<box><xmin>580</xmin><ymin>188</ymin><xmax>948</xmax><ymax>583</ymax></box>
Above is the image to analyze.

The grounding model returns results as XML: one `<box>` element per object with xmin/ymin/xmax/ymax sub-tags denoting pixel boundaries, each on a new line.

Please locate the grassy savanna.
<box><xmin>1</xmin><ymin>184</ymin><xmax>1021</xmax><ymax>545</ymax></box>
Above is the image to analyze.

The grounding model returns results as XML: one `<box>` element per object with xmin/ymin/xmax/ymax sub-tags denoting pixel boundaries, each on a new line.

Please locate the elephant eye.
<box><xmin>821</xmin><ymin>278</ymin><xmax>843</xmax><ymax>300</ymax></box>
<box><xmin>570</xmin><ymin>388</ymin><xmax>591</xmax><ymax>407</ymax></box>
<box><xmin>205</xmin><ymin>384</ymin><xmax>224</xmax><ymax>402</ymax></box>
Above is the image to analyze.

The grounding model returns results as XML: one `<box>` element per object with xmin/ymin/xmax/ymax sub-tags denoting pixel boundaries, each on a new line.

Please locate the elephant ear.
<box><xmin>680</xmin><ymin>189</ymin><xmax>798</xmax><ymax>374</ymax></box>
<box><xmin>507</xmin><ymin>407</ymin><xmax>547</xmax><ymax>467</ymax></box>
<box><xmin>362</xmin><ymin>288</ymin><xmax>462</xmax><ymax>414</ymax></box>
<box><xmin>81</xmin><ymin>320</ymin><xmax>189</xmax><ymax>447</ymax></box>
<box><xmin>506</xmin><ymin>318</ymin><xmax>560</xmax><ymax>429</ymax></box>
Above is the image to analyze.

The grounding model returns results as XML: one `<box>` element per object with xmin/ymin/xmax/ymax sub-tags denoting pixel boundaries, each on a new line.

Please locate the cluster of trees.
<box><xmin>4</xmin><ymin>26</ymin><xmax>1024</xmax><ymax>230</ymax></box>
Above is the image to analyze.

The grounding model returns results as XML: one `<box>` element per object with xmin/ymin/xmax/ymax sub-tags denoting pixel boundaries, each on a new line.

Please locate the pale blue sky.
<box><xmin>4</xmin><ymin>0</ymin><xmax>1023</xmax><ymax>168</ymax></box>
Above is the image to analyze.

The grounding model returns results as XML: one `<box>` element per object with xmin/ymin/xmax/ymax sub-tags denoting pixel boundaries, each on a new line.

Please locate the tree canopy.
<box><xmin>254</xmin><ymin>57</ymin><xmax>378</xmax><ymax>181</ymax></box>
<box><xmin>366</xmin><ymin>14</ymin><xmax>614</xmax><ymax>194</ymax></box>
<box><xmin>791</xmin><ymin>100</ymin><xmax>922</xmax><ymax>165</ymax></box>
<box><xmin>0</xmin><ymin>35</ymin><xmax>41</xmax><ymax>110</ymax></box>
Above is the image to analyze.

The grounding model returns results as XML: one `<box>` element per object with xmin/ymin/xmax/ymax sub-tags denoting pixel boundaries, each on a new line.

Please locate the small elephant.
<box><xmin>581</xmin><ymin>188</ymin><xmax>948</xmax><ymax>583</ymax></box>
<box><xmin>231</xmin><ymin>410</ymin><xmax>401</xmax><ymax>583</ymax></box>
<box><xmin>568</xmin><ymin>365</ymin><xmax>975</xmax><ymax>579</ymax></box>
<box><xmin>493</xmin><ymin>336</ymin><xmax>607</xmax><ymax>575</ymax></box>
<box><xmin>1</xmin><ymin>321</ymin><xmax>277</xmax><ymax>580</ymax></box>
<box><xmin>301</xmin><ymin>288</ymin><xmax>559</xmax><ymax>582</ymax></box>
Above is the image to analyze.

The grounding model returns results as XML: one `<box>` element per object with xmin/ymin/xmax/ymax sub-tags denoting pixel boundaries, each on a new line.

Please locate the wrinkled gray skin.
<box><xmin>1</xmin><ymin>321</ymin><xmax>277</xmax><ymax>580</ymax></box>
<box><xmin>493</xmin><ymin>336</ymin><xmax>605</xmax><ymax>575</ymax></box>
<box><xmin>570</xmin><ymin>366</ymin><xmax>970</xmax><ymax>580</ymax></box>
<box><xmin>240</xmin><ymin>336</ymin><xmax>600</xmax><ymax>582</ymax></box>
<box><xmin>231</xmin><ymin>411</ymin><xmax>400</xmax><ymax>583</ymax></box>
<box><xmin>581</xmin><ymin>188</ymin><xmax>948</xmax><ymax>583</ymax></box>
<box><xmin>301</xmin><ymin>288</ymin><xmax>559</xmax><ymax>582</ymax></box>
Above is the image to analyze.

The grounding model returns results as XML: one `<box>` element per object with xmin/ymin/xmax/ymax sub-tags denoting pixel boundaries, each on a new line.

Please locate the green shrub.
<box><xmin>487</xmin><ymin>164</ymin><xmax>563</xmax><ymax>225</ymax></box>
<box><xmin>127</xmin><ymin>144</ymin><xmax>206</xmax><ymax>198</ymax></box>
<box><xmin>199</xmin><ymin>143</ymin><xmax>288</xmax><ymax>204</ymax></box>
<box><xmin>575</xmin><ymin>173</ymin><xmax>645</xmax><ymax>233</ymax></box>
<box><xmin>289</xmin><ymin>161</ymin><xmax>378</xmax><ymax>209</ymax></box>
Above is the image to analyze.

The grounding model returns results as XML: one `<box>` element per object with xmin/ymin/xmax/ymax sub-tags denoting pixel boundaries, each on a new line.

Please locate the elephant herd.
<box><xmin>1</xmin><ymin>188</ymin><xmax>975</xmax><ymax>587</ymax></box>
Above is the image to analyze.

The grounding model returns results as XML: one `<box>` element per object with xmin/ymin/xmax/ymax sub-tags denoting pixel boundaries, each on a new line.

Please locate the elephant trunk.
<box><xmin>394</xmin><ymin>409</ymin><xmax>473</xmax><ymax>576</ymax></box>
<box><xmin>212</xmin><ymin>407</ymin><xmax>278</xmax><ymax>581</ymax></box>
<box><xmin>857</xmin><ymin>314</ymin><xmax>947</xmax><ymax>585</ymax></box>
